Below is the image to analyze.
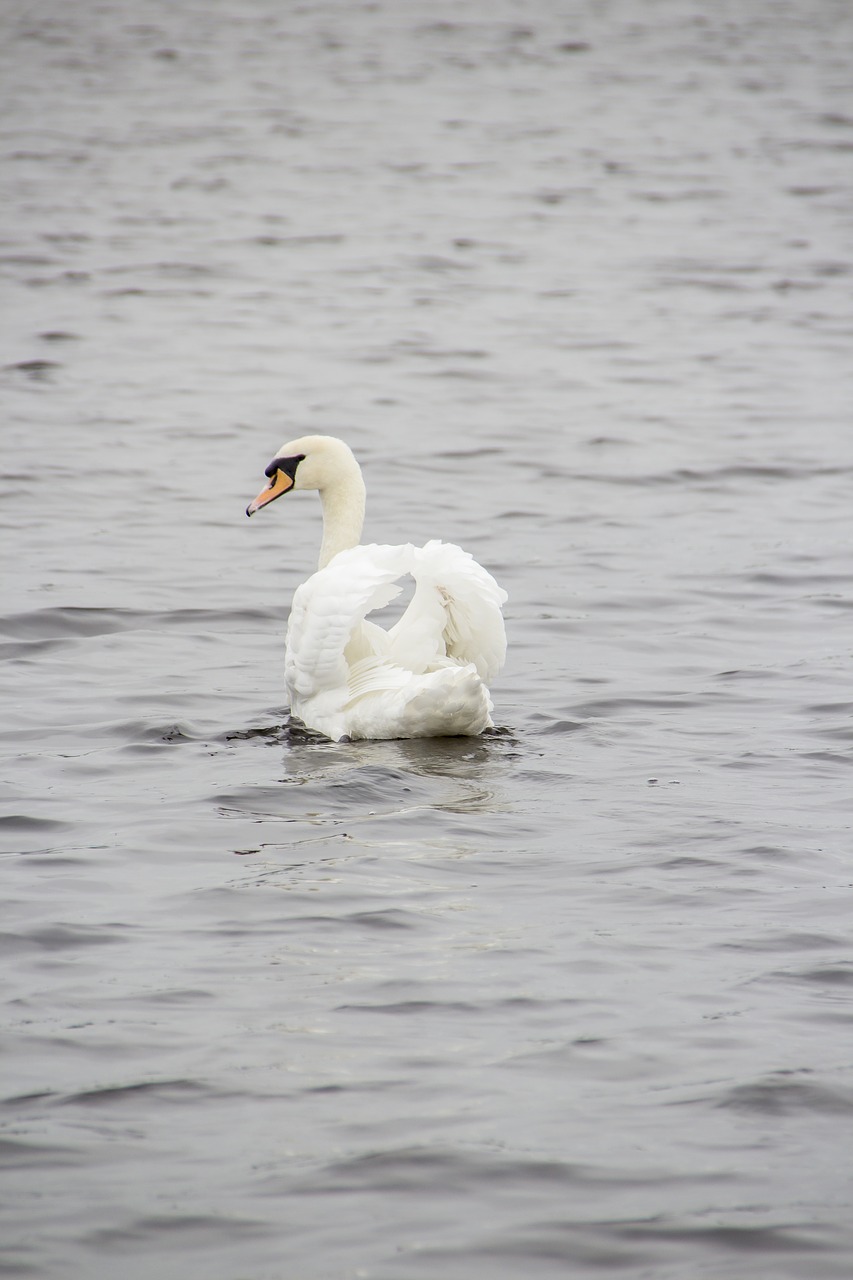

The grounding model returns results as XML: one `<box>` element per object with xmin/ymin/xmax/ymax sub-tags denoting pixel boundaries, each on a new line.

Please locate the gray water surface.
<box><xmin>2</xmin><ymin>2</ymin><xmax>853</xmax><ymax>1277</ymax></box>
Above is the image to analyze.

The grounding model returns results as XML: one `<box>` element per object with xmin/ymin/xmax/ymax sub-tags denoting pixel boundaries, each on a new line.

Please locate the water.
<box><xmin>2</xmin><ymin>1</ymin><xmax>853</xmax><ymax>1276</ymax></box>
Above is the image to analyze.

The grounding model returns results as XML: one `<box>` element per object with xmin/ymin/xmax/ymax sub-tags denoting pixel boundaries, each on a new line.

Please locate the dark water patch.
<box><xmin>1</xmin><ymin>1091</ymin><xmax>56</xmax><ymax>1108</ymax></box>
<box><xmin>571</xmin><ymin>696</ymin><xmax>702</xmax><ymax>717</ymax></box>
<box><xmin>410</xmin><ymin>253</ymin><xmax>475</xmax><ymax>274</ymax></box>
<box><xmin>658</xmin><ymin>854</ymin><xmax>721</xmax><ymax>870</ymax></box>
<box><xmin>494</xmin><ymin>508</ymin><xmax>539</xmax><ymax>522</ymax></box>
<box><xmin>172</xmin><ymin>174</ymin><xmax>231</xmax><ymax>192</ymax></box>
<box><xmin>303</xmin><ymin>1079</ymin><xmax>402</xmax><ymax>1096</ymax></box>
<box><xmin>780</xmin><ymin>964</ymin><xmax>853</xmax><ymax>988</ymax></box>
<box><xmin>0</xmin><ymin>1138</ymin><xmax>77</xmax><ymax>1168</ymax></box>
<box><xmin>313</xmin><ymin>1148</ymin><xmax>586</xmax><ymax>1195</ymax></box>
<box><xmin>141</xmin><ymin>987</ymin><xmax>216</xmax><ymax>1005</ymax></box>
<box><xmin>59</xmin><ymin>1078</ymin><xmax>208</xmax><ymax>1108</ymax></box>
<box><xmin>422</xmin><ymin>1230</ymin><xmax>646</xmax><ymax>1270</ymax></box>
<box><xmin>636</xmin><ymin>186</ymin><xmax>727</xmax><ymax>205</ymax></box>
<box><xmin>531</xmin><ymin>716</ymin><xmax>585</xmax><ymax>735</ymax></box>
<box><xmin>395</xmin><ymin>341</ymin><xmax>491</xmax><ymax>362</ymax></box>
<box><xmin>749</xmin><ymin>571</ymin><xmax>853</xmax><ymax>588</ymax></box>
<box><xmin>738</xmin><ymin>844</ymin><xmax>798</xmax><ymax>861</ymax></box>
<box><xmin>803</xmin><ymin>750</ymin><xmax>853</xmax><ymax>766</ymax></box>
<box><xmin>103</xmin><ymin>260</ymin><xmax>220</xmax><ymax>281</ymax></box>
<box><xmin>17</xmin><ymin>717</ymin><xmax>215</xmax><ymax>750</ymax></box>
<box><xmin>83</xmin><ymin>1212</ymin><xmax>271</xmax><ymax>1250</ymax></box>
<box><xmin>40</xmin><ymin>329</ymin><xmax>82</xmax><ymax>345</ymax></box>
<box><xmin>658</xmin><ymin>274</ymin><xmax>758</xmax><ymax>294</ymax></box>
<box><xmin>615</xmin><ymin>1219</ymin><xmax>832</xmax><ymax>1254</ymax></box>
<box><xmin>802</xmin><ymin>598</ymin><xmax>853</xmax><ymax>614</ymax></box>
<box><xmin>310</xmin><ymin>1148</ymin><xmax>708</xmax><ymax>1198</ymax></box>
<box><xmin>0</xmin><ymin>606</ymin><xmax>139</xmax><ymax>640</ymax></box>
<box><xmin>811</xmin><ymin>260</ymin><xmax>852</xmax><ymax>278</ymax></box>
<box><xmin>714</xmin><ymin>669</ymin><xmax>783</xmax><ymax>683</ymax></box>
<box><xmin>0</xmin><ymin>814</ymin><xmax>65</xmax><ymax>832</ymax></box>
<box><xmin>422</xmin><ymin>364</ymin><xmax>496</xmax><ymax>383</ymax></box>
<box><xmin>5</xmin><ymin>359</ymin><xmax>61</xmax><ymax>380</ymax></box>
<box><xmin>262</xmin><ymin>908</ymin><xmax>420</xmax><ymax>935</ymax></box>
<box><xmin>344</xmin><ymin>909</ymin><xmax>416</xmax><ymax>930</ymax></box>
<box><xmin>724</xmin><ymin>931</ymin><xmax>847</xmax><ymax>953</ymax></box>
<box><xmin>715</xmin><ymin>1077</ymin><xmax>853</xmax><ymax>1116</ymax></box>
<box><xmin>720</xmin><ymin>753</ymin><xmax>777</xmax><ymax>772</ymax></box>
<box><xmin>1</xmin><ymin>853</ymin><xmax>91</xmax><ymax>868</ymax></box>
<box><xmin>803</xmin><ymin>1011</ymin><xmax>853</xmax><ymax>1029</ymax></box>
<box><xmin>415</xmin><ymin>1218</ymin><xmax>840</xmax><ymax>1274</ymax></box>
<box><xmin>577</xmin><ymin>462</ymin><xmax>853</xmax><ymax>491</ymax></box>
<box><xmin>586</xmin><ymin>593</ymin><xmax>683</xmax><ymax>611</ymax></box>
<box><xmin>0</xmin><ymin>923</ymin><xmax>125</xmax><ymax>954</ymax></box>
<box><xmin>0</xmin><ymin>605</ymin><xmax>279</xmax><ymax>641</ymax></box>
<box><xmin>338</xmin><ymin>998</ymin><xmax>477</xmax><ymax>1015</ymax></box>
<box><xmin>0</xmin><ymin>638</ymin><xmax>67</xmax><ymax>664</ymax></box>
<box><xmin>101</xmin><ymin>283</ymin><xmax>215</xmax><ymax>300</ymax></box>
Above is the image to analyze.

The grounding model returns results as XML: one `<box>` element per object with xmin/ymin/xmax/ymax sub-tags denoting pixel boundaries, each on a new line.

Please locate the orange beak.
<box><xmin>246</xmin><ymin>469</ymin><xmax>294</xmax><ymax>517</ymax></box>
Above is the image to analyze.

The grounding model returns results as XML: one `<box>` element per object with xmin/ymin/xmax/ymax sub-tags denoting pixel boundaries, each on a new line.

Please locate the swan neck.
<box><xmin>318</xmin><ymin>473</ymin><xmax>366</xmax><ymax>568</ymax></box>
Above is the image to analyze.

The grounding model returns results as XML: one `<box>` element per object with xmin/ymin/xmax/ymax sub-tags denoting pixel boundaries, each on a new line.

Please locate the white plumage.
<box><xmin>247</xmin><ymin>436</ymin><xmax>507</xmax><ymax>742</ymax></box>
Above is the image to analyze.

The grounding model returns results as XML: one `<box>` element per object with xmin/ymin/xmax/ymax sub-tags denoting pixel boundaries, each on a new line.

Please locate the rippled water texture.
<box><xmin>2</xmin><ymin>1</ymin><xmax>853</xmax><ymax>1276</ymax></box>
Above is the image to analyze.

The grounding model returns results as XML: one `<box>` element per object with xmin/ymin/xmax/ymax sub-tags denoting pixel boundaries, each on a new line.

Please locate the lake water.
<box><xmin>2</xmin><ymin>1</ymin><xmax>852</xmax><ymax>1277</ymax></box>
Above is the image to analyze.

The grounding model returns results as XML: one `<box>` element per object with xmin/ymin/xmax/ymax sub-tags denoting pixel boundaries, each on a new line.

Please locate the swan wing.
<box><xmin>284</xmin><ymin>543</ymin><xmax>412</xmax><ymax>705</ymax></box>
<box><xmin>388</xmin><ymin>540</ymin><xmax>507</xmax><ymax>682</ymax></box>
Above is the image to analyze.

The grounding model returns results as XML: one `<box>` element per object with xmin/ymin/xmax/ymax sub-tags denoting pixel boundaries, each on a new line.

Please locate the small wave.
<box><xmin>724</xmin><ymin>931</ymin><xmax>846</xmax><ymax>953</ymax></box>
<box><xmin>308</xmin><ymin>1147</ymin><xmax>706</xmax><ymax>1198</ymax></box>
<box><xmin>83</xmin><ymin>1211</ymin><xmax>270</xmax><ymax>1249</ymax></box>
<box><xmin>782</xmin><ymin>964</ymin><xmax>853</xmax><ymax>987</ymax></box>
<box><xmin>608</xmin><ymin>1220</ymin><xmax>832</xmax><ymax>1255</ymax></box>
<box><xmin>59</xmin><ymin>1079</ymin><xmax>210</xmax><ymax>1108</ymax></box>
<box><xmin>5</xmin><ymin>358</ymin><xmax>62</xmax><ymax>380</ymax></box>
<box><xmin>572</xmin><ymin>462</ymin><xmax>853</xmax><ymax>490</ymax></box>
<box><xmin>571</xmin><ymin>696</ymin><xmax>703</xmax><ymax>716</ymax></box>
<box><xmin>0</xmin><ymin>814</ymin><xmax>65</xmax><ymax>832</ymax></box>
<box><xmin>716</xmin><ymin>1078</ymin><xmax>853</xmax><ymax>1116</ymax></box>
<box><xmin>223</xmin><ymin>717</ymin><xmax>318</xmax><ymax>746</ymax></box>
<box><xmin>0</xmin><ymin>1138</ymin><xmax>77</xmax><ymax>1168</ymax></box>
<box><xmin>0</xmin><ymin>605</ymin><xmax>279</xmax><ymax>642</ymax></box>
<box><xmin>0</xmin><ymin>923</ymin><xmax>122</xmax><ymax>953</ymax></box>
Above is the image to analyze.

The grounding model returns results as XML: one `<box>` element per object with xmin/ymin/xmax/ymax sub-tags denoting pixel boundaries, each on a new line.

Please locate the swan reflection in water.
<box><xmin>225</xmin><ymin>716</ymin><xmax>519</xmax><ymax>868</ymax></box>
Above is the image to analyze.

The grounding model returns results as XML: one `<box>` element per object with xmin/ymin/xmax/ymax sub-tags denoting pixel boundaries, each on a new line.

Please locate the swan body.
<box><xmin>246</xmin><ymin>435</ymin><xmax>506</xmax><ymax>741</ymax></box>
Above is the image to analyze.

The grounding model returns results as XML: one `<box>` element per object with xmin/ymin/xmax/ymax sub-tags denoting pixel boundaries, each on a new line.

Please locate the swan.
<box><xmin>246</xmin><ymin>435</ymin><xmax>507</xmax><ymax>741</ymax></box>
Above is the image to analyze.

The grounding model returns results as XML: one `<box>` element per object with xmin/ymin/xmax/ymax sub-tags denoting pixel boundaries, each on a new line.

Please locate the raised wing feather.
<box><xmin>391</xmin><ymin>540</ymin><xmax>507</xmax><ymax>682</ymax></box>
<box><xmin>284</xmin><ymin>544</ymin><xmax>412</xmax><ymax>703</ymax></box>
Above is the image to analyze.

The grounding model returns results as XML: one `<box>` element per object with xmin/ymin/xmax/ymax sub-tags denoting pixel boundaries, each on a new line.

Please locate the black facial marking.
<box><xmin>265</xmin><ymin>453</ymin><xmax>305</xmax><ymax>481</ymax></box>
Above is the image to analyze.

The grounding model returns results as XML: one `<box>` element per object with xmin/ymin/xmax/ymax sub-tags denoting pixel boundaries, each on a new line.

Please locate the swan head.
<box><xmin>246</xmin><ymin>435</ymin><xmax>361</xmax><ymax>517</ymax></box>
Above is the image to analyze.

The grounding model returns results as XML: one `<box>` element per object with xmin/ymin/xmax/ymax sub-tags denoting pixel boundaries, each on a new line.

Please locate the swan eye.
<box><xmin>264</xmin><ymin>453</ymin><xmax>305</xmax><ymax>481</ymax></box>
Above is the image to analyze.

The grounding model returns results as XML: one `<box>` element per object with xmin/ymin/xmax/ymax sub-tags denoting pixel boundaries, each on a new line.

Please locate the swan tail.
<box><xmin>343</xmin><ymin>659</ymin><xmax>493</xmax><ymax>741</ymax></box>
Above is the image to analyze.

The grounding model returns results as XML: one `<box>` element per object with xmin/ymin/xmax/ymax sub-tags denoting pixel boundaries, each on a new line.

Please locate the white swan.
<box><xmin>246</xmin><ymin>435</ymin><xmax>507</xmax><ymax>741</ymax></box>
